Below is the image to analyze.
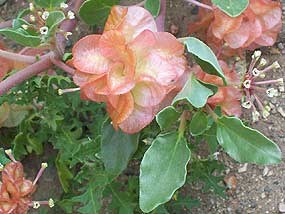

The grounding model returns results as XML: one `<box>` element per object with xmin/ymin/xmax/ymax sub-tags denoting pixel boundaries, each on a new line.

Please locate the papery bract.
<box><xmin>0</xmin><ymin>42</ymin><xmax>13</xmax><ymax>80</ymax></box>
<box><xmin>71</xmin><ymin>6</ymin><xmax>187</xmax><ymax>134</ymax></box>
<box><xmin>194</xmin><ymin>60</ymin><xmax>242</xmax><ymax>117</ymax></box>
<box><xmin>188</xmin><ymin>0</ymin><xmax>282</xmax><ymax>57</ymax></box>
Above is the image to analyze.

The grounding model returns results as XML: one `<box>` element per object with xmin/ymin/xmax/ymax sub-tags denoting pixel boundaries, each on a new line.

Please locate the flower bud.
<box><xmin>252</xmin><ymin>50</ymin><xmax>261</xmax><ymax>59</ymax></box>
<box><xmin>67</xmin><ymin>11</ymin><xmax>75</xmax><ymax>19</ymax></box>
<box><xmin>60</xmin><ymin>2</ymin><xmax>68</xmax><ymax>8</ymax></box>
<box><xmin>266</xmin><ymin>88</ymin><xmax>278</xmax><ymax>98</ymax></box>
<box><xmin>29</xmin><ymin>3</ymin><xmax>34</xmax><ymax>11</ymax></box>
<box><xmin>252</xmin><ymin>111</ymin><xmax>260</xmax><ymax>122</ymax></box>
<box><xmin>243</xmin><ymin>80</ymin><xmax>251</xmax><ymax>89</ymax></box>
<box><xmin>242</xmin><ymin>101</ymin><xmax>252</xmax><ymax>109</ymax></box>
<box><xmin>272</xmin><ymin>61</ymin><xmax>280</xmax><ymax>69</ymax></box>
<box><xmin>40</xmin><ymin>26</ymin><xmax>49</xmax><ymax>35</ymax></box>
<box><xmin>252</xmin><ymin>68</ymin><xmax>260</xmax><ymax>77</ymax></box>
<box><xmin>42</xmin><ymin>11</ymin><xmax>50</xmax><ymax>20</ymax></box>
<box><xmin>30</xmin><ymin>15</ymin><xmax>36</xmax><ymax>22</ymax></box>
<box><xmin>259</xmin><ymin>58</ymin><xmax>267</xmax><ymax>67</ymax></box>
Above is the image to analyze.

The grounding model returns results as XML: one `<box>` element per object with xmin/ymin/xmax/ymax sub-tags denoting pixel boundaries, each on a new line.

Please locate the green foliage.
<box><xmin>216</xmin><ymin>116</ymin><xmax>282</xmax><ymax>164</ymax></box>
<box><xmin>188</xmin><ymin>159</ymin><xmax>226</xmax><ymax>197</ymax></box>
<box><xmin>183</xmin><ymin>37</ymin><xmax>226</xmax><ymax>84</ymax></box>
<box><xmin>140</xmin><ymin>132</ymin><xmax>191</xmax><ymax>212</ymax></box>
<box><xmin>0</xmin><ymin>148</ymin><xmax>10</xmax><ymax>165</ymax></box>
<box><xmin>34</xmin><ymin>0</ymin><xmax>66</xmax><ymax>8</ymax></box>
<box><xmin>46</xmin><ymin>11</ymin><xmax>66</xmax><ymax>35</ymax></box>
<box><xmin>156</xmin><ymin>106</ymin><xmax>180</xmax><ymax>130</ymax></box>
<box><xmin>173</xmin><ymin>74</ymin><xmax>213</xmax><ymax>108</ymax></box>
<box><xmin>145</xmin><ymin>0</ymin><xmax>161</xmax><ymax>17</ymax></box>
<box><xmin>79</xmin><ymin>0</ymin><xmax>119</xmax><ymax>26</ymax></box>
<box><xmin>101</xmin><ymin>121</ymin><xmax>139</xmax><ymax>176</ymax></box>
<box><xmin>212</xmin><ymin>0</ymin><xmax>249</xmax><ymax>17</ymax></box>
<box><xmin>0</xmin><ymin>28</ymin><xmax>41</xmax><ymax>47</ymax></box>
<box><xmin>190</xmin><ymin>111</ymin><xmax>208</xmax><ymax>136</ymax></box>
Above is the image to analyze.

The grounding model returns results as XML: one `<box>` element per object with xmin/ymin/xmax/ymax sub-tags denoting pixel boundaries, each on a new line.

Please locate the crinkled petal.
<box><xmin>131</xmin><ymin>76</ymin><xmax>166</xmax><ymax>107</ymax></box>
<box><xmin>107</xmin><ymin>62</ymin><xmax>135</xmax><ymax>94</ymax></box>
<box><xmin>105</xmin><ymin>6</ymin><xmax>157</xmax><ymax>42</ymax></box>
<box><xmin>224</xmin><ymin>21</ymin><xmax>250</xmax><ymax>49</ymax></box>
<box><xmin>212</xmin><ymin>9</ymin><xmax>243</xmax><ymax>39</ymax></box>
<box><xmin>254</xmin><ymin>22</ymin><xmax>281</xmax><ymax>46</ymax></box>
<box><xmin>130</xmin><ymin>30</ymin><xmax>186</xmax><ymax>85</ymax></box>
<box><xmin>119</xmin><ymin>105</ymin><xmax>158</xmax><ymax>134</ymax></box>
<box><xmin>107</xmin><ymin>92</ymin><xmax>134</xmax><ymax>129</ymax></box>
<box><xmin>19</xmin><ymin>179</ymin><xmax>34</xmax><ymax>197</ymax></box>
<box><xmin>72</xmin><ymin>35</ymin><xmax>111</xmax><ymax>74</ymax></box>
<box><xmin>73</xmin><ymin>70</ymin><xmax>101</xmax><ymax>87</ymax></box>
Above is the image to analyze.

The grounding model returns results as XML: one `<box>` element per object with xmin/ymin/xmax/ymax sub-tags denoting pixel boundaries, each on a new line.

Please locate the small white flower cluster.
<box><xmin>241</xmin><ymin>50</ymin><xmax>284</xmax><ymax>122</ymax></box>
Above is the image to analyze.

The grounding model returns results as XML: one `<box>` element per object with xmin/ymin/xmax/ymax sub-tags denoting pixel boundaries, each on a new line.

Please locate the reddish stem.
<box><xmin>0</xmin><ymin>49</ymin><xmax>38</xmax><ymax>63</ymax></box>
<box><xmin>0</xmin><ymin>53</ymin><xmax>52</xmax><ymax>96</ymax></box>
<box><xmin>50</xmin><ymin>57</ymin><xmax>75</xmax><ymax>75</ymax></box>
<box><xmin>156</xmin><ymin>0</ymin><xmax>166</xmax><ymax>32</ymax></box>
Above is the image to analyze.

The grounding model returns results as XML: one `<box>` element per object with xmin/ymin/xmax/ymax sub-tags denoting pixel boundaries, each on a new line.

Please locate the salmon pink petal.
<box><xmin>19</xmin><ymin>179</ymin><xmax>34</xmax><ymax>197</ymax></box>
<box><xmin>107</xmin><ymin>93</ymin><xmax>134</xmax><ymax>129</ymax></box>
<box><xmin>130</xmin><ymin>30</ymin><xmax>186</xmax><ymax>85</ymax></box>
<box><xmin>107</xmin><ymin>62</ymin><xmax>135</xmax><ymax>94</ymax></box>
<box><xmin>72</xmin><ymin>35</ymin><xmax>111</xmax><ymax>74</ymax></box>
<box><xmin>119</xmin><ymin>105</ymin><xmax>158</xmax><ymax>134</ymax></box>
<box><xmin>104</xmin><ymin>6</ymin><xmax>128</xmax><ymax>32</ymax></box>
<box><xmin>224</xmin><ymin>21</ymin><xmax>250</xmax><ymax>49</ymax></box>
<box><xmin>131</xmin><ymin>76</ymin><xmax>166</xmax><ymax>107</ymax></box>
<box><xmin>105</xmin><ymin>6</ymin><xmax>157</xmax><ymax>42</ymax></box>
<box><xmin>212</xmin><ymin>9</ymin><xmax>243</xmax><ymax>39</ymax></box>
<box><xmin>254</xmin><ymin>22</ymin><xmax>281</xmax><ymax>46</ymax></box>
<box><xmin>73</xmin><ymin>71</ymin><xmax>102</xmax><ymax>86</ymax></box>
<box><xmin>80</xmin><ymin>75</ymin><xmax>109</xmax><ymax>102</ymax></box>
<box><xmin>0</xmin><ymin>202</ymin><xmax>17</xmax><ymax>213</ymax></box>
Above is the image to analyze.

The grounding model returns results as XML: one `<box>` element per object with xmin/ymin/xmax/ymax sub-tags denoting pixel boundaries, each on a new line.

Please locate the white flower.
<box><xmin>272</xmin><ymin>61</ymin><xmax>280</xmax><ymax>69</ymax></box>
<box><xmin>30</xmin><ymin>15</ymin><xmax>36</xmax><ymax>22</ymax></box>
<box><xmin>60</xmin><ymin>2</ymin><xmax>68</xmax><ymax>9</ymax></box>
<box><xmin>29</xmin><ymin>3</ymin><xmax>34</xmax><ymax>11</ymax></box>
<box><xmin>42</xmin><ymin>11</ymin><xmax>50</xmax><ymax>20</ymax></box>
<box><xmin>259</xmin><ymin>58</ymin><xmax>267</xmax><ymax>67</ymax></box>
<box><xmin>21</xmin><ymin>24</ymin><xmax>28</xmax><ymax>30</ymax></box>
<box><xmin>266</xmin><ymin>88</ymin><xmax>278</xmax><ymax>98</ymax></box>
<box><xmin>40</xmin><ymin>26</ymin><xmax>49</xmax><ymax>35</ymax></box>
<box><xmin>67</xmin><ymin>11</ymin><xmax>75</xmax><ymax>19</ymax></box>
<box><xmin>242</xmin><ymin>101</ymin><xmax>252</xmax><ymax>109</ymax></box>
<box><xmin>252</xmin><ymin>111</ymin><xmax>260</xmax><ymax>123</ymax></box>
<box><xmin>252</xmin><ymin>50</ymin><xmax>261</xmax><ymax>59</ymax></box>
<box><xmin>262</xmin><ymin>109</ymin><xmax>270</xmax><ymax>119</ymax></box>
<box><xmin>252</xmin><ymin>68</ymin><xmax>260</xmax><ymax>77</ymax></box>
<box><xmin>243</xmin><ymin>80</ymin><xmax>251</xmax><ymax>89</ymax></box>
<box><xmin>33</xmin><ymin>201</ymin><xmax>41</xmax><ymax>209</ymax></box>
<box><xmin>48</xmin><ymin>198</ymin><xmax>55</xmax><ymax>208</ymax></box>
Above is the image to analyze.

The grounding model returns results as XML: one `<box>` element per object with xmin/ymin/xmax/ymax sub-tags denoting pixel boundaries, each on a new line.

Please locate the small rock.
<box><xmin>238</xmin><ymin>163</ymin><xmax>248</xmax><ymax>173</ymax></box>
<box><xmin>224</xmin><ymin>175</ymin><xmax>237</xmax><ymax>191</ymax></box>
<box><xmin>277</xmin><ymin>107</ymin><xmax>285</xmax><ymax>118</ymax></box>
<box><xmin>261</xmin><ymin>192</ymin><xmax>266</xmax><ymax>199</ymax></box>
<box><xmin>279</xmin><ymin>203</ymin><xmax>285</xmax><ymax>213</ymax></box>
<box><xmin>263</xmin><ymin>166</ymin><xmax>269</xmax><ymax>176</ymax></box>
<box><xmin>278</xmin><ymin>43</ymin><xmax>284</xmax><ymax>50</ymax></box>
<box><xmin>267</xmin><ymin>170</ymin><xmax>274</xmax><ymax>177</ymax></box>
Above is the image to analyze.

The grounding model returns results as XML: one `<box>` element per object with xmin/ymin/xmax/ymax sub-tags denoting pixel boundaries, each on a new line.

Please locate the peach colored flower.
<box><xmin>193</xmin><ymin>60</ymin><xmax>242</xmax><ymax>117</ymax></box>
<box><xmin>71</xmin><ymin>6</ymin><xmax>187</xmax><ymax>134</ymax></box>
<box><xmin>0</xmin><ymin>151</ymin><xmax>52</xmax><ymax>214</ymax></box>
<box><xmin>0</xmin><ymin>42</ymin><xmax>13</xmax><ymax>80</ymax></box>
<box><xmin>188</xmin><ymin>0</ymin><xmax>281</xmax><ymax>57</ymax></box>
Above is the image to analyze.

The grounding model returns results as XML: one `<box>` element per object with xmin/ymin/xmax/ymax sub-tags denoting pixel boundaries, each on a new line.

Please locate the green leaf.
<box><xmin>204</xmin><ymin>124</ymin><xmax>218</xmax><ymax>154</ymax></box>
<box><xmin>156</xmin><ymin>106</ymin><xmax>180</xmax><ymax>130</ymax></box>
<box><xmin>190</xmin><ymin>111</ymin><xmax>208</xmax><ymax>136</ymax></box>
<box><xmin>101</xmin><ymin>121</ymin><xmax>139</xmax><ymax>176</ymax></box>
<box><xmin>55</xmin><ymin>155</ymin><xmax>73</xmax><ymax>192</ymax></box>
<box><xmin>46</xmin><ymin>11</ymin><xmax>65</xmax><ymax>33</ymax></box>
<box><xmin>79</xmin><ymin>0</ymin><xmax>119</xmax><ymax>26</ymax></box>
<box><xmin>217</xmin><ymin>116</ymin><xmax>282</xmax><ymax>164</ymax></box>
<box><xmin>140</xmin><ymin>132</ymin><xmax>191</xmax><ymax>212</ymax></box>
<box><xmin>212</xmin><ymin>0</ymin><xmax>249</xmax><ymax>17</ymax></box>
<box><xmin>0</xmin><ymin>148</ymin><xmax>11</xmax><ymax>165</ymax></box>
<box><xmin>198</xmin><ymin>79</ymin><xmax>218</xmax><ymax>95</ymax></box>
<box><xmin>184</xmin><ymin>37</ymin><xmax>226</xmax><ymax>84</ymax></box>
<box><xmin>27</xmin><ymin>134</ymin><xmax>43</xmax><ymax>155</ymax></box>
<box><xmin>34</xmin><ymin>0</ymin><xmax>66</xmax><ymax>8</ymax></box>
<box><xmin>0</xmin><ymin>28</ymin><xmax>41</xmax><ymax>47</ymax></box>
<box><xmin>172</xmin><ymin>74</ymin><xmax>213</xmax><ymax>108</ymax></box>
<box><xmin>145</xmin><ymin>0</ymin><xmax>161</xmax><ymax>17</ymax></box>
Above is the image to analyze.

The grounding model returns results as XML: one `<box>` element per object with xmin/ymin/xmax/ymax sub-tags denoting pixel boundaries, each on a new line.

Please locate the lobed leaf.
<box><xmin>156</xmin><ymin>106</ymin><xmax>180</xmax><ymax>130</ymax></box>
<box><xmin>190</xmin><ymin>111</ymin><xmax>208</xmax><ymax>136</ymax></box>
<box><xmin>34</xmin><ymin>0</ymin><xmax>66</xmax><ymax>8</ymax></box>
<box><xmin>212</xmin><ymin>0</ymin><xmax>249</xmax><ymax>17</ymax></box>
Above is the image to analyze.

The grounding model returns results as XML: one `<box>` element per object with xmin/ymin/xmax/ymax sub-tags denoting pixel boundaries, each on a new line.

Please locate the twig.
<box><xmin>156</xmin><ymin>0</ymin><xmax>166</xmax><ymax>32</ymax></box>
<box><xmin>50</xmin><ymin>57</ymin><xmax>75</xmax><ymax>75</ymax></box>
<box><xmin>0</xmin><ymin>49</ymin><xmax>38</xmax><ymax>64</ymax></box>
<box><xmin>185</xmin><ymin>0</ymin><xmax>213</xmax><ymax>10</ymax></box>
<box><xmin>0</xmin><ymin>53</ymin><xmax>53</xmax><ymax>96</ymax></box>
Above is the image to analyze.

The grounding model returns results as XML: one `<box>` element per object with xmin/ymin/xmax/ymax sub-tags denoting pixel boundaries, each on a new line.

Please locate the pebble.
<box><xmin>278</xmin><ymin>43</ymin><xmax>284</xmax><ymax>50</ymax></box>
<box><xmin>277</xmin><ymin>107</ymin><xmax>285</xmax><ymax>118</ymax></box>
<box><xmin>279</xmin><ymin>203</ymin><xmax>285</xmax><ymax>213</ymax></box>
<box><xmin>238</xmin><ymin>163</ymin><xmax>248</xmax><ymax>173</ymax></box>
<box><xmin>261</xmin><ymin>192</ymin><xmax>266</xmax><ymax>199</ymax></box>
<box><xmin>263</xmin><ymin>167</ymin><xmax>269</xmax><ymax>176</ymax></box>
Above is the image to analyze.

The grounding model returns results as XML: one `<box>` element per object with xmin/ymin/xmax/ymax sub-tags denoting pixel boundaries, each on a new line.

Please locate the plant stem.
<box><xmin>185</xmin><ymin>0</ymin><xmax>213</xmax><ymax>10</ymax></box>
<box><xmin>50</xmin><ymin>57</ymin><xmax>75</xmax><ymax>75</ymax></box>
<box><xmin>205</xmin><ymin>104</ymin><xmax>218</xmax><ymax>122</ymax></box>
<box><xmin>0</xmin><ymin>53</ymin><xmax>52</xmax><ymax>96</ymax></box>
<box><xmin>156</xmin><ymin>0</ymin><xmax>166</xmax><ymax>32</ymax></box>
<box><xmin>178</xmin><ymin>110</ymin><xmax>188</xmax><ymax>139</ymax></box>
<box><xmin>0</xmin><ymin>49</ymin><xmax>38</xmax><ymax>63</ymax></box>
